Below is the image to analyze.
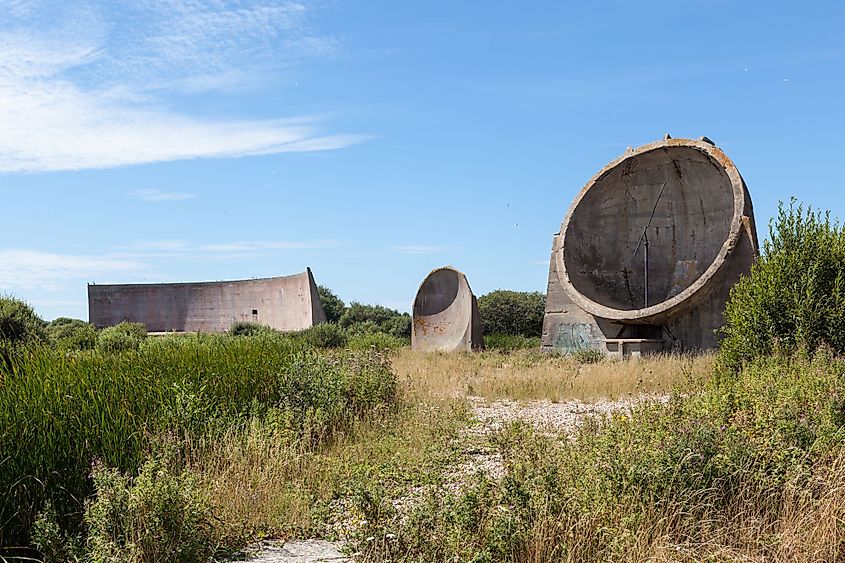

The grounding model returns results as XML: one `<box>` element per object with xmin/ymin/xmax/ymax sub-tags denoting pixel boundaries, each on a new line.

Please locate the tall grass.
<box><xmin>392</xmin><ymin>348</ymin><xmax>712</xmax><ymax>402</ymax></box>
<box><xmin>364</xmin><ymin>348</ymin><xmax>845</xmax><ymax>562</ymax></box>
<box><xmin>0</xmin><ymin>334</ymin><xmax>397</xmax><ymax>549</ymax></box>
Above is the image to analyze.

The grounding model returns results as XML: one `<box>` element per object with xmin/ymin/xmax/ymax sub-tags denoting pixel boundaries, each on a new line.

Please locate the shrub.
<box><xmin>96</xmin><ymin>322</ymin><xmax>147</xmax><ymax>353</ymax></box>
<box><xmin>339</xmin><ymin>302</ymin><xmax>411</xmax><ymax>338</ymax></box>
<box><xmin>302</xmin><ymin>322</ymin><xmax>348</xmax><ymax>349</ymax></box>
<box><xmin>317</xmin><ymin>285</ymin><xmax>346</xmax><ymax>324</ymax></box>
<box><xmin>382</xmin><ymin>314</ymin><xmax>412</xmax><ymax>339</ymax></box>
<box><xmin>719</xmin><ymin>200</ymin><xmax>845</xmax><ymax>372</ymax></box>
<box><xmin>348</xmin><ymin>331</ymin><xmax>406</xmax><ymax>351</ymax></box>
<box><xmin>84</xmin><ymin>455</ymin><xmax>215</xmax><ymax>563</ymax></box>
<box><xmin>484</xmin><ymin>333</ymin><xmax>541</xmax><ymax>352</ymax></box>
<box><xmin>0</xmin><ymin>294</ymin><xmax>47</xmax><ymax>346</ymax></box>
<box><xmin>477</xmin><ymin>290</ymin><xmax>545</xmax><ymax>337</ymax></box>
<box><xmin>228</xmin><ymin>321</ymin><xmax>277</xmax><ymax>337</ymax></box>
<box><xmin>46</xmin><ymin>318</ymin><xmax>98</xmax><ymax>351</ymax></box>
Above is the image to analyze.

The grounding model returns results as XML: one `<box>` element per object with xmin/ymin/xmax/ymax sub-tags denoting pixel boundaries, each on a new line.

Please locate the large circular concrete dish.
<box><xmin>412</xmin><ymin>266</ymin><xmax>482</xmax><ymax>352</ymax></box>
<box><xmin>556</xmin><ymin>138</ymin><xmax>754</xmax><ymax>324</ymax></box>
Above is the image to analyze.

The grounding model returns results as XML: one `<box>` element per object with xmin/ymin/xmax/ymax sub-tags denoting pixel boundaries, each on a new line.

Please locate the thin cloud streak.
<box><xmin>0</xmin><ymin>249</ymin><xmax>144</xmax><ymax>291</ymax></box>
<box><xmin>128</xmin><ymin>189</ymin><xmax>197</xmax><ymax>202</ymax></box>
<box><xmin>121</xmin><ymin>239</ymin><xmax>337</xmax><ymax>254</ymax></box>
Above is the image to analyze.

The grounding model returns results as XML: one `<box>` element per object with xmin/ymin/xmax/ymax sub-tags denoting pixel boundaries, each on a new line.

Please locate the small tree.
<box><xmin>477</xmin><ymin>290</ymin><xmax>546</xmax><ymax>337</ymax></box>
<box><xmin>317</xmin><ymin>285</ymin><xmax>346</xmax><ymax>324</ymax></box>
<box><xmin>719</xmin><ymin>200</ymin><xmax>845</xmax><ymax>372</ymax></box>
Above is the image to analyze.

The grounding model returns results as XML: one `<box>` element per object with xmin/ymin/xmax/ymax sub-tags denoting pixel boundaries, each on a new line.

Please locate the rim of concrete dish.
<box><xmin>412</xmin><ymin>265</ymin><xmax>472</xmax><ymax>314</ymax></box>
<box><xmin>555</xmin><ymin>137</ymin><xmax>748</xmax><ymax>323</ymax></box>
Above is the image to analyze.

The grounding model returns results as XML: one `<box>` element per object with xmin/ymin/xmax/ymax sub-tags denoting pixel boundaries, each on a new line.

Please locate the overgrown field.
<box><xmin>0</xmin><ymin>334</ymin><xmax>415</xmax><ymax>560</ymax></box>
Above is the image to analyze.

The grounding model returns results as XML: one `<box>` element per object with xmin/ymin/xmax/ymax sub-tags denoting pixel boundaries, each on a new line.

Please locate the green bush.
<box><xmin>719</xmin><ymin>200</ymin><xmax>845</xmax><ymax>372</ymax></box>
<box><xmin>477</xmin><ymin>290</ymin><xmax>545</xmax><ymax>337</ymax></box>
<box><xmin>483</xmin><ymin>333</ymin><xmax>541</xmax><ymax>352</ymax></box>
<box><xmin>348</xmin><ymin>331</ymin><xmax>406</xmax><ymax>351</ymax></box>
<box><xmin>339</xmin><ymin>302</ymin><xmax>411</xmax><ymax>338</ymax></box>
<box><xmin>301</xmin><ymin>322</ymin><xmax>348</xmax><ymax>349</ymax></box>
<box><xmin>84</xmin><ymin>455</ymin><xmax>214</xmax><ymax>563</ymax></box>
<box><xmin>46</xmin><ymin>318</ymin><xmax>98</xmax><ymax>351</ymax></box>
<box><xmin>317</xmin><ymin>285</ymin><xmax>346</xmax><ymax>324</ymax></box>
<box><xmin>228</xmin><ymin>321</ymin><xmax>278</xmax><ymax>337</ymax></box>
<box><xmin>96</xmin><ymin>322</ymin><xmax>147</xmax><ymax>353</ymax></box>
<box><xmin>0</xmin><ymin>294</ymin><xmax>47</xmax><ymax>346</ymax></box>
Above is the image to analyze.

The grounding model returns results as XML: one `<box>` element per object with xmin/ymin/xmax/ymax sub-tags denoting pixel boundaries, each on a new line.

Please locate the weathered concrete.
<box><xmin>412</xmin><ymin>266</ymin><xmax>483</xmax><ymax>352</ymax></box>
<box><xmin>88</xmin><ymin>268</ymin><xmax>326</xmax><ymax>333</ymax></box>
<box><xmin>542</xmin><ymin>136</ymin><xmax>758</xmax><ymax>356</ymax></box>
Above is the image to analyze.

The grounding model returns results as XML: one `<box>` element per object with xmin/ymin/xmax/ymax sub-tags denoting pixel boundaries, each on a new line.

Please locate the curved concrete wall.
<box><xmin>412</xmin><ymin>266</ymin><xmax>483</xmax><ymax>352</ymax></box>
<box><xmin>88</xmin><ymin>268</ymin><xmax>326</xmax><ymax>333</ymax></box>
<box><xmin>542</xmin><ymin>137</ymin><xmax>758</xmax><ymax>355</ymax></box>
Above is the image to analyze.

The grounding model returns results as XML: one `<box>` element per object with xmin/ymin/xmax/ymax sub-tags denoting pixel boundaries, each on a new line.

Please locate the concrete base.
<box><xmin>604</xmin><ymin>338</ymin><xmax>665</xmax><ymax>359</ymax></box>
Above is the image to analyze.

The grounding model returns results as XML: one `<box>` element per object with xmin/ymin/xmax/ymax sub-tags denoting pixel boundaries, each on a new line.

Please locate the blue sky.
<box><xmin>2</xmin><ymin>1</ymin><xmax>844</xmax><ymax>320</ymax></box>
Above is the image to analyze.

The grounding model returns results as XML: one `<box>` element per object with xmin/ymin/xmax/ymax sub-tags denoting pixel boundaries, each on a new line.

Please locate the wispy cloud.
<box><xmin>122</xmin><ymin>239</ymin><xmax>336</xmax><ymax>255</ymax></box>
<box><xmin>391</xmin><ymin>245</ymin><xmax>446</xmax><ymax>255</ymax></box>
<box><xmin>0</xmin><ymin>237</ymin><xmax>337</xmax><ymax>291</ymax></box>
<box><xmin>0</xmin><ymin>1</ymin><xmax>364</xmax><ymax>173</ymax></box>
<box><xmin>128</xmin><ymin>189</ymin><xmax>197</xmax><ymax>202</ymax></box>
<box><xmin>0</xmin><ymin>249</ymin><xmax>144</xmax><ymax>290</ymax></box>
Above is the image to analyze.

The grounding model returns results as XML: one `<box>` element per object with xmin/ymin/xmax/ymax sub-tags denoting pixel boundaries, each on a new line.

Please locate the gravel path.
<box><xmin>226</xmin><ymin>540</ymin><xmax>349</xmax><ymax>562</ymax></box>
<box><xmin>228</xmin><ymin>395</ymin><xmax>664</xmax><ymax>562</ymax></box>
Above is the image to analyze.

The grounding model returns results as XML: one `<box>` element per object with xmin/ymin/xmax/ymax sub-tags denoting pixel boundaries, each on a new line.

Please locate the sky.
<box><xmin>2</xmin><ymin>1</ymin><xmax>845</xmax><ymax>320</ymax></box>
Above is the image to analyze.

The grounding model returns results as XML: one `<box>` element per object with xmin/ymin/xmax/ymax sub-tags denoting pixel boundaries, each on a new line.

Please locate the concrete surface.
<box><xmin>542</xmin><ymin>136</ymin><xmax>758</xmax><ymax>355</ymax></box>
<box><xmin>88</xmin><ymin>268</ymin><xmax>326</xmax><ymax>333</ymax></box>
<box><xmin>411</xmin><ymin>266</ymin><xmax>483</xmax><ymax>352</ymax></box>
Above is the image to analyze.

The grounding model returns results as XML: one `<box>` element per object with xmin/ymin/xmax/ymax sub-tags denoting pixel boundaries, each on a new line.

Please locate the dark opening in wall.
<box><xmin>252</xmin><ymin>309</ymin><xmax>258</xmax><ymax>316</ymax></box>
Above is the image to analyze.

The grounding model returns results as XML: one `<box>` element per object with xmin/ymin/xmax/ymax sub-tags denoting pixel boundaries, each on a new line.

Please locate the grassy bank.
<box><xmin>0</xmin><ymin>334</ymin><xmax>401</xmax><ymax>558</ymax></box>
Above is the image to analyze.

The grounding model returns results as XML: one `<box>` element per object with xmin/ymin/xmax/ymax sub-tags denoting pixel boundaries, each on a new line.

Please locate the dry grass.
<box><xmin>191</xmin><ymin>398</ymin><xmax>467</xmax><ymax>548</ymax></box>
<box><xmin>392</xmin><ymin>348</ymin><xmax>713</xmax><ymax>402</ymax></box>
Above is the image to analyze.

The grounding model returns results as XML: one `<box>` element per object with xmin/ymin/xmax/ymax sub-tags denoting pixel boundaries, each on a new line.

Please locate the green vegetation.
<box><xmin>96</xmin><ymin>321</ymin><xmax>148</xmax><ymax>352</ymax></box>
<box><xmin>720</xmin><ymin>200</ymin><xmax>845</xmax><ymax>372</ymax></box>
<box><xmin>477</xmin><ymin>290</ymin><xmax>545</xmax><ymax>337</ymax></box>
<box><xmin>482</xmin><ymin>332</ymin><xmax>541</xmax><ymax>351</ymax></box>
<box><xmin>46</xmin><ymin>317</ymin><xmax>98</xmax><ymax>351</ymax></box>
<box><xmin>301</xmin><ymin>322</ymin><xmax>348</xmax><ymax>348</ymax></box>
<box><xmin>0</xmin><ymin>334</ymin><xmax>398</xmax><ymax>559</ymax></box>
<box><xmin>339</xmin><ymin>302</ymin><xmax>412</xmax><ymax>339</ymax></box>
<box><xmin>317</xmin><ymin>285</ymin><xmax>346</xmax><ymax>324</ymax></box>
<box><xmin>0</xmin><ymin>294</ymin><xmax>47</xmax><ymax>346</ymax></box>
<box><xmin>363</xmin><ymin>349</ymin><xmax>845</xmax><ymax>562</ymax></box>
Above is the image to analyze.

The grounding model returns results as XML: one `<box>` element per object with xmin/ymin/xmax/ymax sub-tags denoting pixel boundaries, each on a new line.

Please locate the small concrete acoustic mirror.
<box><xmin>542</xmin><ymin>136</ymin><xmax>758</xmax><ymax>358</ymax></box>
<box><xmin>412</xmin><ymin>266</ymin><xmax>483</xmax><ymax>352</ymax></box>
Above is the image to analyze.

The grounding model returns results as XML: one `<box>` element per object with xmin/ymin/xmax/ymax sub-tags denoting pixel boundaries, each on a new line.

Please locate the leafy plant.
<box><xmin>301</xmin><ymin>322</ymin><xmax>348</xmax><ymax>349</ymax></box>
<box><xmin>84</xmin><ymin>455</ymin><xmax>215</xmax><ymax>563</ymax></box>
<box><xmin>96</xmin><ymin>322</ymin><xmax>147</xmax><ymax>352</ymax></box>
<box><xmin>317</xmin><ymin>285</ymin><xmax>347</xmax><ymax>324</ymax></box>
<box><xmin>719</xmin><ymin>200</ymin><xmax>845</xmax><ymax>372</ymax></box>
<box><xmin>47</xmin><ymin>317</ymin><xmax>98</xmax><ymax>351</ymax></box>
<box><xmin>477</xmin><ymin>290</ymin><xmax>546</xmax><ymax>337</ymax></box>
